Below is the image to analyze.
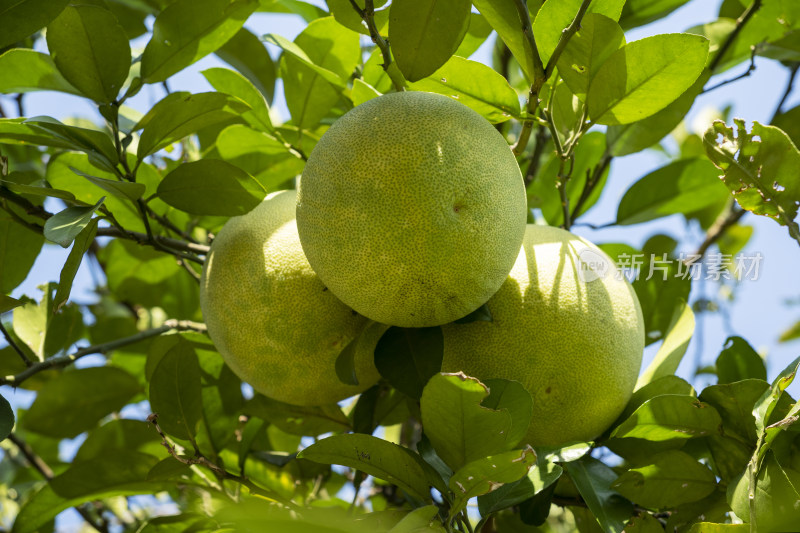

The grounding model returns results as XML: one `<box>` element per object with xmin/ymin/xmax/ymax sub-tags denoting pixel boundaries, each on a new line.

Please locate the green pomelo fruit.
<box><xmin>441</xmin><ymin>225</ymin><xmax>645</xmax><ymax>446</ymax></box>
<box><xmin>200</xmin><ymin>190</ymin><xmax>383</xmax><ymax>406</ymax></box>
<box><xmin>296</xmin><ymin>91</ymin><xmax>527</xmax><ymax>327</ymax></box>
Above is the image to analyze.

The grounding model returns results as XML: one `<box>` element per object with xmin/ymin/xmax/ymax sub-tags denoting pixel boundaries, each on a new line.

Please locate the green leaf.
<box><xmin>556</xmin><ymin>14</ymin><xmax>626</xmax><ymax>101</ymax></box>
<box><xmin>0</xmin><ymin>180</ymin><xmax>76</xmax><ymax>203</ymax></box>
<box><xmin>388</xmin><ymin>506</ymin><xmax>445</xmax><ymax>533</ymax></box>
<box><xmin>351</xmin><ymin>78</ymin><xmax>381</xmax><ymax>106</ymax></box>
<box><xmin>616</xmin><ymin>159</ymin><xmax>728</xmax><ymax>225</ymax></box>
<box><xmin>611</xmin><ymin>394</ymin><xmax>722</xmax><ymax>442</ymax></box>
<box><xmin>533</xmin><ymin>0</ymin><xmax>626</xmax><ymax>66</ymax></box>
<box><xmin>24</xmin><ymin>117</ymin><xmax>119</xmax><ymax>170</ymax></box>
<box><xmin>753</xmin><ymin>355</ymin><xmax>800</xmax><ymax>435</ymax></box>
<box><xmin>699</xmin><ymin>379</ymin><xmax>768</xmax><ymax>443</ymax></box>
<box><xmin>278</xmin><ymin>17</ymin><xmax>361</xmax><ymax>130</ymax></box>
<box><xmin>0</xmin><ymin>0</ymin><xmax>69</xmax><ymax>49</ymax></box>
<box><xmin>52</xmin><ymin>218</ymin><xmax>98</xmax><ymax>313</ymax></box>
<box><xmin>258</xmin><ymin>0</ymin><xmax>327</xmax><ymax>20</ymax></box>
<box><xmin>472</xmin><ymin>0</ymin><xmax>538</xmax><ymax>83</ymax></box>
<box><xmin>612</xmin><ymin>449</ymin><xmax>716</xmax><ymax>509</ymax></box>
<box><xmin>0</xmin><ymin>214</ymin><xmax>44</xmax><ymax>293</ymax></box>
<box><xmin>141</xmin><ymin>0</ymin><xmax>258</xmax><ymax>83</ymax></box>
<box><xmin>0</xmin><ymin>394</ymin><xmax>14</xmax><ymax>441</ymax></box>
<box><xmin>478</xmin><ymin>455</ymin><xmax>563</xmax><ymax>517</ymax></box>
<box><xmin>326</xmin><ymin>0</ymin><xmax>389</xmax><ymax>36</ymax></box>
<box><xmin>148</xmin><ymin>341</ymin><xmax>203</xmax><ymax>442</ymax></box>
<box><xmin>455</xmin><ymin>13</ymin><xmax>493</xmax><ymax>58</ymax></box>
<box><xmin>69</xmin><ymin>167</ymin><xmax>146</xmax><ymax>201</ymax></box>
<box><xmin>619</xmin><ymin>0</ymin><xmax>692</xmax><ymax>29</ymax></box>
<box><xmin>587</xmin><ymin>33</ymin><xmax>709</xmax><ymax>125</ymax></box>
<box><xmin>636</xmin><ymin>302</ymin><xmax>695</xmax><ymax>389</ymax></box>
<box><xmin>453</xmin><ymin>302</ymin><xmax>493</xmax><ymax>324</ymax></box>
<box><xmin>374</xmin><ymin>326</ymin><xmax>443</xmax><ymax>399</ymax></box>
<box><xmin>389</xmin><ymin>0</ymin><xmax>471</xmax><ymax>82</ymax></box>
<box><xmin>0</xmin><ymin>49</ymin><xmax>80</xmax><ymax>95</ymax></box>
<box><xmin>686</xmin><ymin>524</ymin><xmax>749</xmax><ymax>533</ymax></box>
<box><xmin>420</xmin><ymin>373</ymin><xmax>513</xmax><ymax>470</ymax></box>
<box><xmin>263</xmin><ymin>32</ymin><xmax>348</xmax><ymax>89</ymax></box>
<box><xmin>607</xmin><ymin>72</ymin><xmax>709</xmax><ymax>157</ymax></box>
<box><xmin>481</xmin><ymin>378</ymin><xmax>534</xmax><ymax>449</ymax></box>
<box><xmin>12</xmin><ymin>451</ymin><xmax>168</xmax><ymax>533</ymax></box>
<box><xmin>562</xmin><ymin>456</ymin><xmax>633</xmax><ymax>533</ymax></box>
<box><xmin>448</xmin><ymin>447</ymin><xmax>537</xmax><ymax>519</ymax></box>
<box><xmin>24</xmin><ymin>367</ymin><xmax>140</xmax><ymax>438</ymax></box>
<box><xmin>617</xmin><ymin>375</ymin><xmax>695</xmax><ymax>425</ymax></box>
<box><xmin>157</xmin><ymin>159</ymin><xmax>265</xmax><ymax>216</ymax></box>
<box><xmin>43</xmin><ymin>197</ymin><xmax>104</xmax><ymax>248</ymax></box>
<box><xmin>215</xmin><ymin>27</ymin><xmax>277</xmax><ymax>103</ymax></box>
<box><xmin>0</xmin><ymin>118</ymin><xmax>77</xmax><ymax>150</ymax></box>
<box><xmin>136</xmin><ymin>91</ymin><xmax>249</xmax><ymax>158</ymax></box>
<box><xmin>716</xmin><ymin>336</ymin><xmax>767</xmax><ymax>384</ymax></box>
<box><xmin>780</xmin><ymin>320</ymin><xmax>800</xmax><ymax>343</ymax></box>
<box><xmin>703</xmin><ymin>119</ymin><xmax>800</xmax><ymax>242</ymax></box>
<box><xmin>334</xmin><ymin>335</ymin><xmax>361</xmax><ymax>386</ymax></box>
<box><xmin>45</xmin><ymin>4</ymin><xmax>131</xmax><ymax>103</ymax></box>
<box><xmin>728</xmin><ymin>450</ymin><xmax>800</xmax><ymax>531</ymax></box>
<box><xmin>244</xmin><ymin>394</ymin><xmax>351</xmax><ymax>436</ymax></box>
<box><xmin>298</xmin><ymin>433</ymin><xmax>435</xmax><ymax>502</ymax></box>
<box><xmin>215</xmin><ymin>124</ymin><xmax>291</xmax><ymax>157</ymax></box>
<box><xmin>75</xmin><ymin>419</ymin><xmax>163</xmax><ymax>462</ymax></box>
<box><xmin>409</xmin><ymin>56</ymin><xmax>520</xmax><ymax>123</ymax></box>
<box><xmin>0</xmin><ymin>294</ymin><xmax>23</xmax><ymax>314</ymax></box>
<box><xmin>202</xmin><ymin>67</ymin><xmax>273</xmax><ymax>132</ymax></box>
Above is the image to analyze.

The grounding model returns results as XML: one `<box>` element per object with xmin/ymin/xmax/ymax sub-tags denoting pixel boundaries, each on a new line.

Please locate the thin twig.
<box><xmin>147</xmin><ymin>415</ymin><xmax>295</xmax><ymax>505</ymax></box>
<box><xmin>703</xmin><ymin>47</ymin><xmax>757</xmax><ymax>93</ymax></box>
<box><xmin>15</xmin><ymin>94</ymin><xmax>24</xmax><ymax>117</ymax></box>
<box><xmin>145</xmin><ymin>204</ymin><xmax>199</xmax><ymax>243</ymax></box>
<box><xmin>771</xmin><ymin>63</ymin><xmax>800</xmax><ymax>123</ymax></box>
<box><xmin>349</xmin><ymin>0</ymin><xmax>406</xmax><ymax>91</ymax></box>
<box><xmin>0</xmin><ymin>319</ymin><xmax>207</xmax><ymax>387</ymax></box>
<box><xmin>179</xmin><ymin>258</ymin><xmax>202</xmax><ymax>282</ymax></box>
<box><xmin>692</xmin><ymin>204</ymin><xmax>747</xmax><ymax>260</ymax></box>
<box><xmin>0</xmin><ymin>322</ymin><xmax>33</xmax><ymax>367</ymax></box>
<box><xmin>8</xmin><ymin>433</ymin><xmax>109</xmax><ymax>533</ymax></box>
<box><xmin>570</xmin><ymin>152</ymin><xmax>612</xmax><ymax>221</ymax></box>
<box><xmin>96</xmin><ymin>226</ymin><xmax>209</xmax><ymax>261</ymax></box>
<box><xmin>708</xmin><ymin>0</ymin><xmax>763</xmax><ymax>73</ymax></box>
<box><xmin>523</xmin><ymin>123</ymin><xmax>550</xmax><ymax>188</ymax></box>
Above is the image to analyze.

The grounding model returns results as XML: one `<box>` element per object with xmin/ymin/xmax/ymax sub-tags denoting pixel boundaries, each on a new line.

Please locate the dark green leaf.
<box><xmin>334</xmin><ymin>335</ymin><xmax>361</xmax><ymax>386</ymax></box>
<box><xmin>753</xmin><ymin>355</ymin><xmax>800</xmax><ymax>435</ymax></box>
<box><xmin>587</xmin><ymin>34</ymin><xmax>709</xmax><ymax>125</ymax></box>
<box><xmin>141</xmin><ymin>0</ymin><xmax>258</xmax><ymax>83</ymax></box>
<box><xmin>616</xmin><ymin>159</ymin><xmax>728</xmax><ymax>225</ymax></box>
<box><xmin>728</xmin><ymin>450</ymin><xmax>800</xmax><ymax>530</ymax></box>
<box><xmin>704</xmin><ymin>119</ymin><xmax>800</xmax><ymax>241</ymax></box>
<box><xmin>45</xmin><ymin>4</ymin><xmax>131</xmax><ymax>103</ymax></box>
<box><xmin>409</xmin><ymin>56</ymin><xmax>520</xmax><ymax>123</ymax></box>
<box><xmin>157</xmin><ymin>159</ymin><xmax>264</xmax><ymax>216</ymax></box>
<box><xmin>420</xmin><ymin>373</ymin><xmax>513</xmax><ymax>470</ymax></box>
<box><xmin>611</xmin><ymin>394</ymin><xmax>722</xmax><ymax>441</ymax></box>
<box><xmin>298</xmin><ymin>433</ymin><xmax>435</xmax><ymax>502</ymax></box>
<box><xmin>326</xmin><ymin>0</ymin><xmax>388</xmax><ymax>36</ymax></box>
<box><xmin>24</xmin><ymin>117</ymin><xmax>119</xmax><ymax>169</ymax></box>
<box><xmin>0</xmin><ymin>49</ymin><xmax>80</xmax><ymax>95</ymax></box>
<box><xmin>74</xmin><ymin>419</ymin><xmax>163</xmax><ymax>462</ymax></box>
<box><xmin>0</xmin><ymin>179</ymin><xmax>76</xmax><ymax>202</ymax></box>
<box><xmin>389</xmin><ymin>0</ymin><xmax>471</xmax><ymax>82</ymax></box>
<box><xmin>636</xmin><ymin>302</ymin><xmax>695</xmax><ymax>389</ymax></box>
<box><xmin>455</xmin><ymin>13</ymin><xmax>493</xmax><ymax>58</ymax></box>
<box><xmin>562</xmin><ymin>456</ymin><xmax>633</xmax><ymax>533</ymax></box>
<box><xmin>716</xmin><ymin>336</ymin><xmax>767</xmax><ymax>384</ymax></box>
<box><xmin>136</xmin><ymin>91</ymin><xmax>249</xmax><ymax>158</ymax></box>
<box><xmin>43</xmin><ymin>197</ymin><xmax>104</xmax><ymax>248</ymax></box>
<box><xmin>279</xmin><ymin>17</ymin><xmax>361</xmax><ymax>130</ymax></box>
<box><xmin>612</xmin><ymin>449</ymin><xmax>716</xmax><ymax>509</ymax></box>
<box><xmin>0</xmin><ymin>294</ymin><xmax>23</xmax><ymax>314</ymax></box>
<box><xmin>619</xmin><ymin>0</ymin><xmax>692</xmax><ymax>29</ymax></box>
<box><xmin>0</xmin><ymin>214</ymin><xmax>44</xmax><ymax>293</ymax></box>
<box><xmin>244</xmin><ymin>394</ymin><xmax>351</xmax><ymax>436</ymax></box>
<box><xmin>69</xmin><ymin>166</ymin><xmax>146</xmax><ymax>201</ymax></box>
<box><xmin>478</xmin><ymin>456</ymin><xmax>562</xmax><ymax>517</ymax></box>
<box><xmin>202</xmin><ymin>66</ymin><xmax>273</xmax><ymax>132</ymax></box>
<box><xmin>557</xmin><ymin>14</ymin><xmax>625</xmax><ymax>101</ymax></box>
<box><xmin>195</xmin><ymin>339</ymin><xmax>243</xmax><ymax>453</ymax></box>
<box><xmin>699</xmin><ymin>379</ymin><xmax>767</xmax><ymax>443</ymax></box>
<box><xmin>448</xmin><ymin>447</ymin><xmax>537</xmax><ymax>519</ymax></box>
<box><xmin>0</xmin><ymin>0</ymin><xmax>69</xmax><ymax>49</ymax></box>
<box><xmin>633</xmin><ymin>264</ymin><xmax>691</xmax><ymax>347</ymax></box>
<box><xmin>12</xmin><ymin>451</ymin><xmax>168</xmax><ymax>533</ymax></box>
<box><xmin>686</xmin><ymin>524</ymin><xmax>749</xmax><ymax>533</ymax></box>
<box><xmin>149</xmin><ymin>342</ymin><xmax>203</xmax><ymax>442</ymax></box>
<box><xmin>24</xmin><ymin>367</ymin><xmax>140</xmax><ymax>438</ymax></box>
<box><xmin>0</xmin><ymin>394</ymin><xmax>14</xmax><ymax>441</ymax></box>
<box><xmin>215</xmin><ymin>27</ymin><xmax>277</xmax><ymax>103</ymax></box>
<box><xmin>53</xmin><ymin>218</ymin><xmax>98</xmax><ymax>312</ymax></box>
<box><xmin>374</xmin><ymin>326</ymin><xmax>444</xmax><ymax>399</ymax></box>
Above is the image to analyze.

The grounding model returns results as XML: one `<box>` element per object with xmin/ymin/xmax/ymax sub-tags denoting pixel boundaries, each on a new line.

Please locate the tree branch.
<box><xmin>96</xmin><ymin>227</ymin><xmax>209</xmax><ymax>259</ymax></box>
<box><xmin>771</xmin><ymin>63</ymin><xmax>800</xmax><ymax>123</ymax></box>
<box><xmin>349</xmin><ymin>0</ymin><xmax>406</xmax><ymax>92</ymax></box>
<box><xmin>8</xmin><ymin>433</ymin><xmax>109</xmax><ymax>533</ymax></box>
<box><xmin>512</xmin><ymin>0</ymin><xmax>591</xmax><ymax>156</ymax></box>
<box><xmin>692</xmin><ymin>204</ymin><xmax>747</xmax><ymax>260</ymax></box>
<box><xmin>0</xmin><ymin>319</ymin><xmax>207</xmax><ymax>387</ymax></box>
<box><xmin>0</xmin><ymin>322</ymin><xmax>33</xmax><ymax>367</ymax></box>
<box><xmin>703</xmin><ymin>46</ymin><xmax>757</xmax><ymax>93</ymax></box>
<box><xmin>708</xmin><ymin>0</ymin><xmax>763</xmax><ymax>73</ymax></box>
